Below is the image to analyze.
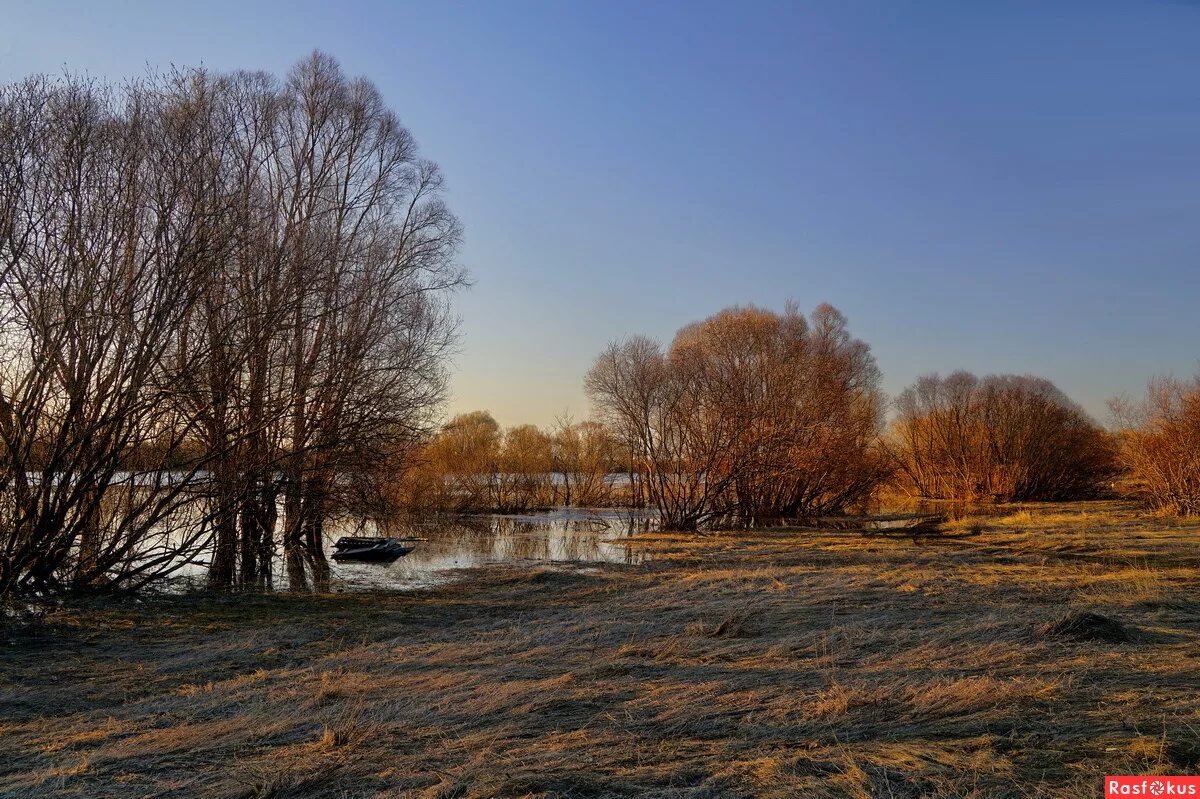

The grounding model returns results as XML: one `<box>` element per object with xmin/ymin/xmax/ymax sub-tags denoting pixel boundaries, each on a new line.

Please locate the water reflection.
<box><xmin>169</xmin><ymin>502</ymin><xmax>968</xmax><ymax>593</ymax></box>
<box><xmin>323</xmin><ymin>508</ymin><xmax>655</xmax><ymax>592</ymax></box>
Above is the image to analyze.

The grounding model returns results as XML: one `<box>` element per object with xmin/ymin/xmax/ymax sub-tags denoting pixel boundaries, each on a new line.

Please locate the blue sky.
<box><xmin>3</xmin><ymin>1</ymin><xmax>1198</xmax><ymax>426</ymax></box>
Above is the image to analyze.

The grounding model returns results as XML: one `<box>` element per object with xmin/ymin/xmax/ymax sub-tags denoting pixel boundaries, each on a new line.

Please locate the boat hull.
<box><xmin>331</xmin><ymin>540</ymin><xmax>414</xmax><ymax>563</ymax></box>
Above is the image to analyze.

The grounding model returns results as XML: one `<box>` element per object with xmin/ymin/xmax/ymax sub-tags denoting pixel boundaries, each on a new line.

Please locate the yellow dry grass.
<box><xmin>1</xmin><ymin>500</ymin><xmax>1197</xmax><ymax>798</ymax></box>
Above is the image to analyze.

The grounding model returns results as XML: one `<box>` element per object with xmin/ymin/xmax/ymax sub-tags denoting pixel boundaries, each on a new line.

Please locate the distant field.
<box><xmin>2</xmin><ymin>501</ymin><xmax>1198</xmax><ymax>798</ymax></box>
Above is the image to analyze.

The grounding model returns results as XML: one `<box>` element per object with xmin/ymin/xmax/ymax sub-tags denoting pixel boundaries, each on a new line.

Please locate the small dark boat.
<box><xmin>331</xmin><ymin>536</ymin><xmax>415</xmax><ymax>563</ymax></box>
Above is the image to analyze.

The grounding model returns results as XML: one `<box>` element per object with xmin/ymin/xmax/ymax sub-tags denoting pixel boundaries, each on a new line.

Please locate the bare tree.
<box><xmin>551</xmin><ymin>415</ymin><xmax>616</xmax><ymax>507</ymax></box>
<box><xmin>402</xmin><ymin>411</ymin><xmax>502</xmax><ymax>511</ymax></box>
<box><xmin>493</xmin><ymin>424</ymin><xmax>553</xmax><ymax>512</ymax></box>
<box><xmin>887</xmin><ymin>372</ymin><xmax>1116</xmax><ymax>502</ymax></box>
<box><xmin>0</xmin><ymin>74</ymin><xmax>229</xmax><ymax>595</ymax></box>
<box><xmin>162</xmin><ymin>54</ymin><xmax>463</xmax><ymax>591</ymax></box>
<box><xmin>0</xmin><ymin>53</ymin><xmax>464</xmax><ymax>597</ymax></box>
<box><xmin>251</xmin><ymin>53</ymin><xmax>464</xmax><ymax>590</ymax></box>
<box><xmin>585</xmin><ymin>304</ymin><xmax>884</xmax><ymax>529</ymax></box>
<box><xmin>671</xmin><ymin>303</ymin><xmax>886</xmax><ymax>523</ymax></box>
<box><xmin>585</xmin><ymin>335</ymin><xmax>730</xmax><ymax>530</ymax></box>
<box><xmin>1111</xmin><ymin>376</ymin><xmax>1200</xmax><ymax>515</ymax></box>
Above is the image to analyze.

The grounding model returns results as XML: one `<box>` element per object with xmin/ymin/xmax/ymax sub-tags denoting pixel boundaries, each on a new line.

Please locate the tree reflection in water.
<box><xmin>319</xmin><ymin>508</ymin><xmax>655</xmax><ymax>592</ymax></box>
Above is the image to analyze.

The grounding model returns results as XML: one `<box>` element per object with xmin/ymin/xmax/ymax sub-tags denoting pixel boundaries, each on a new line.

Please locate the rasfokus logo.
<box><xmin>1107</xmin><ymin>777</ymin><xmax>1200</xmax><ymax>797</ymax></box>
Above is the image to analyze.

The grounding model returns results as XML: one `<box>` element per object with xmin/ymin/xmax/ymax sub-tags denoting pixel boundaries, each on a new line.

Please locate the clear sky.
<box><xmin>3</xmin><ymin>1</ymin><xmax>1198</xmax><ymax>427</ymax></box>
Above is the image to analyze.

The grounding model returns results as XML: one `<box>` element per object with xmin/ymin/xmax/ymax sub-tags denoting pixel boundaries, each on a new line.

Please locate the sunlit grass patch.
<box><xmin>1076</xmin><ymin>566</ymin><xmax>1191</xmax><ymax>609</ymax></box>
<box><xmin>36</xmin><ymin>720</ymin><xmax>125</xmax><ymax>754</ymax></box>
<box><xmin>36</xmin><ymin>755</ymin><xmax>90</xmax><ymax>788</ymax></box>
<box><xmin>995</xmin><ymin>508</ymin><xmax>1121</xmax><ymax>528</ymax></box>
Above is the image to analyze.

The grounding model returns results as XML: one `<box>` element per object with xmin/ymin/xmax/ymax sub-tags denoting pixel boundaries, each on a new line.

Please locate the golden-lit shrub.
<box><xmin>394</xmin><ymin>413</ymin><xmax>570</xmax><ymax>512</ymax></box>
<box><xmin>551</xmin><ymin>420</ymin><xmax>618</xmax><ymax>507</ymax></box>
<box><xmin>494</xmin><ymin>424</ymin><xmax>554</xmax><ymax>512</ymax></box>
<box><xmin>672</xmin><ymin>303</ymin><xmax>887</xmax><ymax>522</ymax></box>
<box><xmin>1111</xmin><ymin>376</ymin><xmax>1200</xmax><ymax>515</ymax></box>
<box><xmin>398</xmin><ymin>411</ymin><xmax>500</xmax><ymax>511</ymax></box>
<box><xmin>888</xmin><ymin>372</ymin><xmax>1116</xmax><ymax>502</ymax></box>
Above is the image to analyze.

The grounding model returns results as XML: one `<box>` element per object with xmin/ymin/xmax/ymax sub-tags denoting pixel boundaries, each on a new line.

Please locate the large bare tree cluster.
<box><xmin>0</xmin><ymin>53</ymin><xmax>462</xmax><ymax>597</ymax></box>
<box><xmin>585</xmin><ymin>304</ymin><xmax>887</xmax><ymax>530</ymax></box>
<box><xmin>887</xmin><ymin>372</ymin><xmax>1116</xmax><ymax>502</ymax></box>
<box><xmin>1111</xmin><ymin>376</ymin><xmax>1200</xmax><ymax>515</ymax></box>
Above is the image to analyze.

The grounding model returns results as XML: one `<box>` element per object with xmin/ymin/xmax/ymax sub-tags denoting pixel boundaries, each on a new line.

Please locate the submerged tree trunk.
<box><xmin>208</xmin><ymin>493</ymin><xmax>239</xmax><ymax>590</ymax></box>
<box><xmin>279</xmin><ymin>468</ymin><xmax>332</xmax><ymax>592</ymax></box>
<box><xmin>73</xmin><ymin>492</ymin><xmax>101</xmax><ymax>590</ymax></box>
<box><xmin>302</xmin><ymin>475</ymin><xmax>330</xmax><ymax>591</ymax></box>
<box><xmin>282</xmin><ymin>469</ymin><xmax>308</xmax><ymax>591</ymax></box>
<box><xmin>238</xmin><ymin>474</ymin><xmax>278</xmax><ymax>589</ymax></box>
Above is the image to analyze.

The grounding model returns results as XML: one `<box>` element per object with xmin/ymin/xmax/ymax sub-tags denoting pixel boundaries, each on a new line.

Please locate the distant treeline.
<box><xmin>396</xmin><ymin>304</ymin><xmax>1198</xmax><ymax>529</ymax></box>
<box><xmin>392</xmin><ymin>412</ymin><xmax>631</xmax><ymax>513</ymax></box>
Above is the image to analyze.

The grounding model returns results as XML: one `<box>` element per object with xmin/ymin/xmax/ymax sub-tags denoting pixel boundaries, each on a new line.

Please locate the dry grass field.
<box><xmin>2</xmin><ymin>501</ymin><xmax>1198</xmax><ymax>798</ymax></box>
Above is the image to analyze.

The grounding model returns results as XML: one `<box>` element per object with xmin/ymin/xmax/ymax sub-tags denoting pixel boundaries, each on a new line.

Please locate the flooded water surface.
<box><xmin>171</xmin><ymin>504</ymin><xmax>948</xmax><ymax>593</ymax></box>
<box><xmin>325</xmin><ymin>508</ymin><xmax>654</xmax><ymax>592</ymax></box>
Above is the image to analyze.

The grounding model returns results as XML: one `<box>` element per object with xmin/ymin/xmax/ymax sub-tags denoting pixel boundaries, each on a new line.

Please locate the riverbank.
<box><xmin>2</xmin><ymin>501</ymin><xmax>1198</xmax><ymax>797</ymax></box>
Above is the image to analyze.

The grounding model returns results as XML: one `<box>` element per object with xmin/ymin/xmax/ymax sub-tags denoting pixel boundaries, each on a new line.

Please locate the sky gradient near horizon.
<box><xmin>3</xmin><ymin>1</ymin><xmax>1198</xmax><ymax>427</ymax></box>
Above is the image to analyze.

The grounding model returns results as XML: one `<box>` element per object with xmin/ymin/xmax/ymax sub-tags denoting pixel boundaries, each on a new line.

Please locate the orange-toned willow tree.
<box><xmin>1111</xmin><ymin>376</ymin><xmax>1200</xmax><ymax>515</ymax></box>
<box><xmin>397</xmin><ymin>412</ymin><xmax>608</xmax><ymax>512</ymax></box>
<box><xmin>887</xmin><ymin>372</ymin><xmax>1116</xmax><ymax>502</ymax></box>
<box><xmin>585</xmin><ymin>303</ymin><xmax>886</xmax><ymax>529</ymax></box>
